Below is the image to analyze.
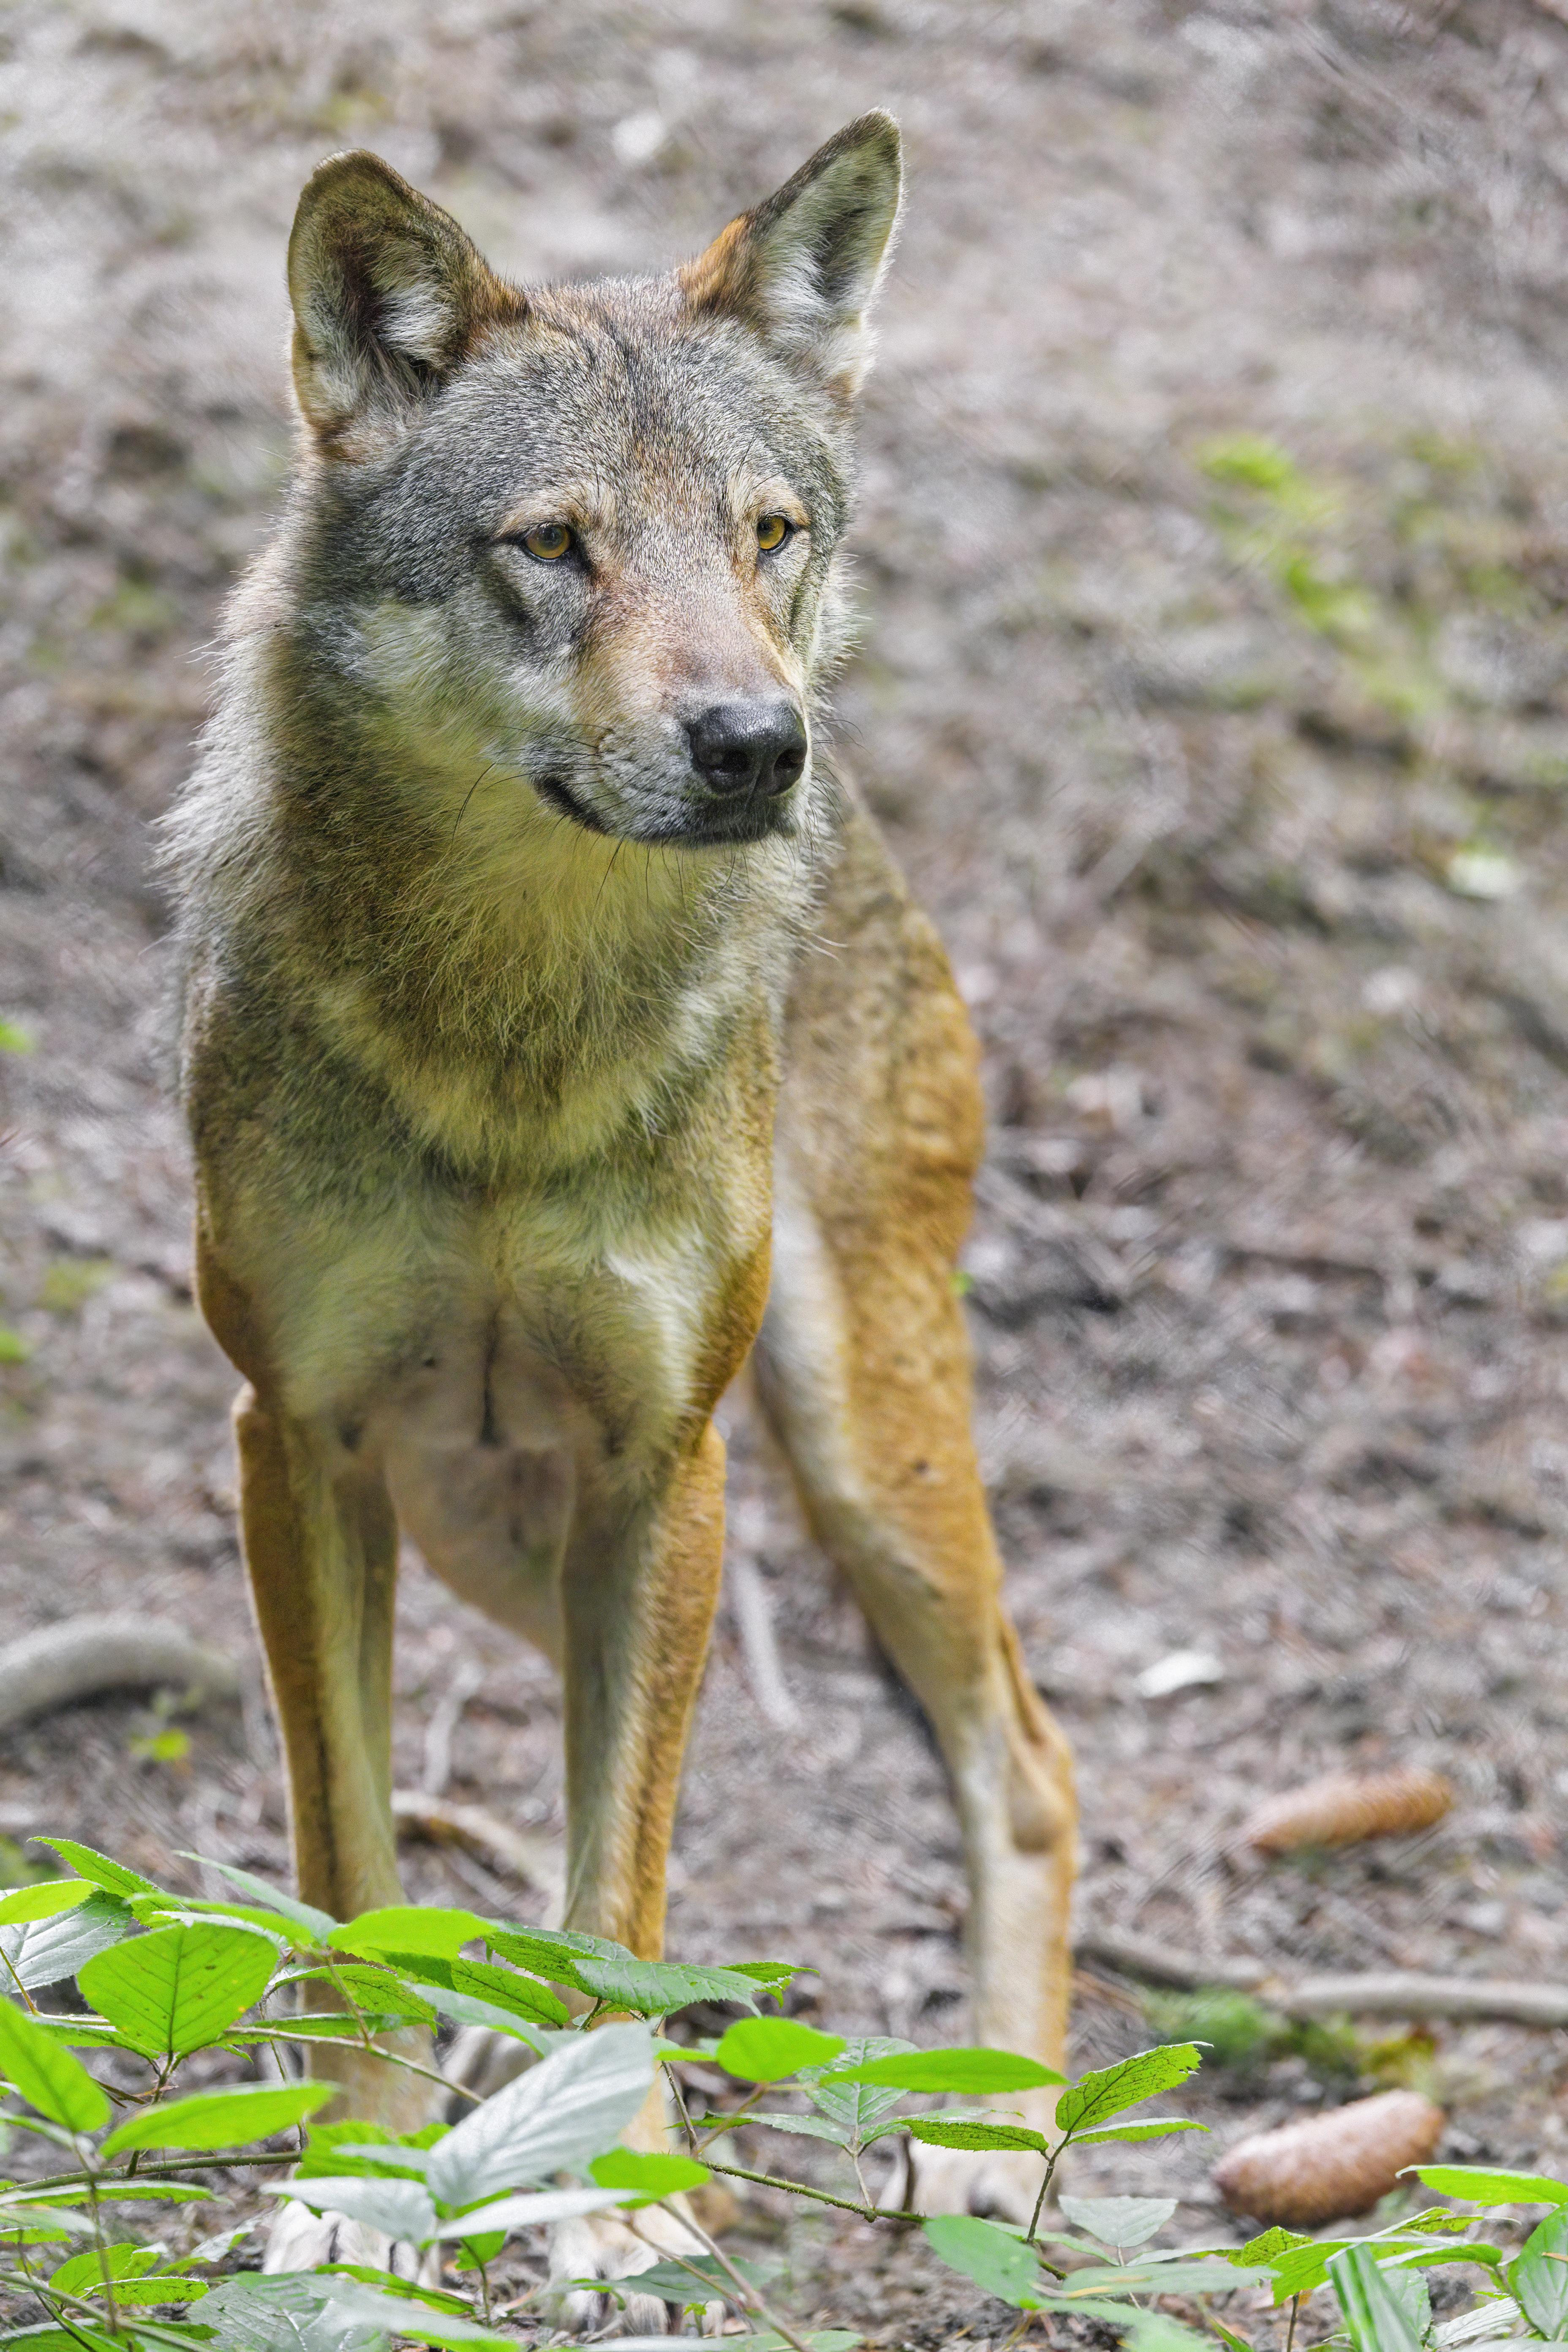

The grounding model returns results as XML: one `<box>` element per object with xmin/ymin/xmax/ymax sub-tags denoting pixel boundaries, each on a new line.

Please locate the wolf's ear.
<box><xmin>681</xmin><ymin>112</ymin><xmax>901</xmax><ymax>402</ymax></box>
<box><xmin>287</xmin><ymin>152</ymin><xmax>523</xmax><ymax>449</ymax></box>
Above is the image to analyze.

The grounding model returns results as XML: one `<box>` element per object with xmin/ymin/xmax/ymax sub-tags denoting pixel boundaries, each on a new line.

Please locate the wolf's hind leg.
<box><xmin>757</xmin><ymin>812</ymin><xmax>1077</xmax><ymax>2218</ymax></box>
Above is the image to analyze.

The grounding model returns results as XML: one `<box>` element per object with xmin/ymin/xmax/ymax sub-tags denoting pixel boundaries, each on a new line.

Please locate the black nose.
<box><xmin>686</xmin><ymin>699</ymin><xmax>807</xmax><ymax>798</ymax></box>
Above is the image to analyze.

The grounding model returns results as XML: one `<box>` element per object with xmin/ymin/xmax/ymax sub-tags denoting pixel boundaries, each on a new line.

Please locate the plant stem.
<box><xmin>698</xmin><ymin>2154</ymin><xmax>912</xmax><ymax>2225</ymax></box>
<box><xmin>635</xmin><ymin>2204</ymin><xmax>812</xmax><ymax>2352</ymax></box>
<box><xmin>24</xmin><ymin>2151</ymin><xmax>291</xmax><ymax>2194</ymax></box>
<box><xmin>695</xmin><ymin>2082</ymin><xmax>765</xmax><ymax>2154</ymax></box>
<box><xmin>1025</xmin><ymin>2137</ymin><xmax>1066</xmax><ymax>2245</ymax></box>
<box><xmin>664</xmin><ymin>2064</ymin><xmax>703</xmax><ymax>2157</ymax></box>
<box><xmin>1285</xmin><ymin>2290</ymin><xmax>1300</xmax><ymax>2352</ymax></box>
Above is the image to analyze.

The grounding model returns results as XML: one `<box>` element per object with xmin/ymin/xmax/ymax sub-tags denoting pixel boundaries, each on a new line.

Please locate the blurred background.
<box><xmin>4</xmin><ymin>0</ymin><xmax>1568</xmax><ymax>2321</ymax></box>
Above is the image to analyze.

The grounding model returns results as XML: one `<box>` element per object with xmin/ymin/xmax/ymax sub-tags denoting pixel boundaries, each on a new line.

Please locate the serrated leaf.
<box><xmin>0</xmin><ymin>1892</ymin><xmax>133</xmax><ymax>1991</ymax></box>
<box><xmin>49</xmin><ymin>2243</ymin><xmax>161</xmax><ymax>2295</ymax></box>
<box><xmin>132</xmin><ymin>1895</ymin><xmax>299</xmax><ymax>1944</ymax></box>
<box><xmin>589</xmin><ymin>2148</ymin><xmax>710</xmax><ymax>2205</ymax></box>
<box><xmin>923</xmin><ymin>2213</ymin><xmax>1046</xmax><ymax>2308</ymax></box>
<box><xmin>1328</xmin><ymin>2240</ymin><xmax>1428</xmax><ymax>2352</ymax></box>
<box><xmin>714</xmin><ymin>2018</ymin><xmax>847</xmax><ymax>2082</ymax></box>
<box><xmin>908</xmin><ymin>2118</ymin><xmax>1049</xmax><ymax>2155</ymax></box>
<box><xmin>799</xmin><ymin>2036</ymin><xmax>915</xmax><ymax>2147</ymax></box>
<box><xmin>25</xmin><ymin>2014</ymin><xmax>124</xmax><ymax>2049</ymax></box>
<box><xmin>742</xmin><ymin>2111</ymin><xmax>860</xmax><ymax>2145</ymax></box>
<box><xmin>264</xmin><ymin>2174</ymin><xmax>438</xmax><ymax>2243</ymax></box>
<box><xmin>278</xmin><ymin>1962</ymin><xmax>437</xmax><ymax>2025</ymax></box>
<box><xmin>103</xmin><ymin>2275</ymin><xmax>211</xmax><ymax>2305</ymax></box>
<box><xmin>314</xmin><ymin>2263</ymin><xmax>474</xmax><ymax>2319</ymax></box>
<box><xmin>101</xmin><ymin>2079</ymin><xmax>334</xmax><ymax>2155</ymax></box>
<box><xmin>425</xmin><ymin>2018</ymin><xmax>653</xmax><ymax>2206</ymax></box>
<box><xmin>1071</xmin><ymin>2119</ymin><xmax>1211</xmax><ymax>2146</ymax></box>
<box><xmin>35</xmin><ymin>1839</ymin><xmax>159</xmax><ymax>1899</ymax></box>
<box><xmin>0</xmin><ymin>1998</ymin><xmax>109</xmax><ymax>2131</ymax></box>
<box><xmin>1053</xmin><ymin>2256</ymin><xmax>1266</xmax><ymax>2298</ymax></box>
<box><xmin>198</xmin><ymin>2269</ymin><xmax>381</xmax><ymax>2352</ymax></box>
<box><xmin>180</xmin><ymin>1856</ymin><xmax>337</xmax><ymax>1944</ymax></box>
<box><xmin>0</xmin><ymin>2326</ymin><xmax>120</xmax><ymax>2350</ymax></box>
<box><xmin>317</xmin><ymin>2282</ymin><xmax>517</xmax><ymax>2347</ymax></box>
<box><xmin>79</xmin><ymin>1922</ymin><xmax>278</xmax><ymax>2058</ymax></box>
<box><xmin>375</xmin><ymin>1950</ymin><xmax>567</xmax><ymax>2029</ymax></box>
<box><xmin>0</xmin><ymin>1884</ymin><xmax>90</xmax><ymax>1929</ymax></box>
<box><xmin>1416</xmin><ymin>2163</ymin><xmax>1568</xmax><ymax>2205</ymax></box>
<box><xmin>1054</xmin><ymin>2043</ymin><xmax>1203</xmax><ymax>2135</ymax></box>
<box><xmin>1058</xmin><ymin>2194</ymin><xmax>1176</xmax><ymax>2249</ymax></box>
<box><xmin>1236</xmin><ymin>2224</ymin><xmax>1312</xmax><ymax>2265</ymax></box>
<box><xmin>824</xmin><ymin>2045</ymin><xmax>1062</xmax><ymax>2094</ymax></box>
<box><xmin>333</xmin><ymin>1906</ymin><xmax>493</xmax><ymax>1962</ymax></box>
<box><xmin>432</xmin><ymin>2184</ymin><xmax>629</xmax><ymax>2237</ymax></box>
<box><xmin>1511</xmin><ymin>2203</ymin><xmax>1568</xmax><ymax>2337</ymax></box>
<box><xmin>298</xmin><ymin>2119</ymin><xmax>444</xmax><ymax>2182</ymax></box>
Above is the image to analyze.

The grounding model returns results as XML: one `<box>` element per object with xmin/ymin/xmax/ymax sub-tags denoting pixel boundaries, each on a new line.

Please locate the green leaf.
<box><xmin>179</xmin><ymin>1855</ymin><xmax>337</xmax><ymax>1944</ymax></box>
<box><xmin>0</xmin><ymin>1884</ymin><xmax>90</xmax><ymax>1928</ymax></box>
<box><xmin>1058</xmin><ymin>2194</ymin><xmax>1176</xmax><ymax>2249</ymax></box>
<box><xmin>103</xmin><ymin>2275</ymin><xmax>211</xmax><ymax>2305</ymax></box>
<box><xmin>589</xmin><ymin>2147</ymin><xmax>711</xmax><ymax>2206</ymax></box>
<box><xmin>314</xmin><ymin>2264</ymin><xmax>475</xmax><ymax>2319</ymax></box>
<box><xmin>425</xmin><ymin>2019</ymin><xmax>653</xmax><ymax>2205</ymax></box>
<box><xmin>49</xmin><ymin>2243</ymin><xmax>160</xmax><ymax>2296</ymax></box>
<box><xmin>0</xmin><ymin>1997</ymin><xmax>109</xmax><ymax>2131</ymax></box>
<box><xmin>715</xmin><ymin>2018</ymin><xmax>847</xmax><ymax>2082</ymax></box>
<box><xmin>799</xmin><ymin>2036</ymin><xmax>915</xmax><ymax>2149</ymax></box>
<box><xmin>1415</xmin><ymin>2163</ymin><xmax>1568</xmax><ymax>2205</ymax></box>
<box><xmin>79</xmin><ymin>1921</ymin><xmax>278</xmax><ymax>2058</ymax></box>
<box><xmin>1052</xmin><ymin>2255</ymin><xmax>1266</xmax><ymax>2299</ymax></box>
<box><xmin>740</xmin><ymin>2111</ymin><xmax>860</xmax><ymax>2145</ymax></box>
<box><xmin>1327</xmin><ymin>2241</ymin><xmax>1428</xmax><ymax>2352</ymax></box>
<box><xmin>101</xmin><ymin>2078</ymin><xmax>335</xmax><ymax>2155</ymax></box>
<box><xmin>376</xmin><ymin>1950</ymin><xmax>568</xmax><ymax>2028</ymax></box>
<box><xmin>1054</xmin><ymin>2043</ymin><xmax>1203</xmax><ymax>2135</ymax></box>
<box><xmin>1511</xmin><ymin>2203</ymin><xmax>1568</xmax><ymax>2337</ymax></box>
<box><xmin>1070</xmin><ymin>2118</ymin><xmax>1211</xmax><ymax>2146</ymax></box>
<box><xmin>431</xmin><ymin>2185</ymin><xmax>629</xmax><ymax>2238</ymax></box>
<box><xmin>0</xmin><ymin>2328</ymin><xmax>119</xmax><ymax>2350</ymax></box>
<box><xmin>485</xmin><ymin>1925</ymin><xmax>774</xmax><ymax>2018</ymax></box>
<box><xmin>333</xmin><ymin>1906</ymin><xmax>493</xmax><ymax>1962</ymax></box>
<box><xmin>823</xmin><ymin>2045</ymin><xmax>1062</xmax><ymax>2094</ymax></box>
<box><xmin>298</xmin><ymin>2119</ymin><xmax>445</xmax><ymax>2181</ymax></box>
<box><xmin>0</xmin><ymin>1891</ymin><xmax>133</xmax><ymax>1990</ymax></box>
<box><xmin>34</xmin><ymin>1839</ymin><xmax>159</xmax><ymax>1899</ymax></box>
<box><xmin>314</xmin><ymin>2281</ymin><xmax>519</xmax><ymax>2347</ymax></box>
<box><xmin>265</xmin><ymin>2174</ymin><xmax>438</xmax><ymax>2243</ymax></box>
<box><xmin>1235</xmin><ymin>2225</ymin><xmax>1311</xmax><ymax>2266</ymax></box>
<box><xmin>278</xmin><ymin>1962</ymin><xmax>438</xmax><ymax>2025</ymax></box>
<box><xmin>923</xmin><ymin>2213</ymin><xmax>1046</xmax><ymax>2308</ymax></box>
<box><xmin>907</xmin><ymin>2118</ymin><xmax>1049</xmax><ymax>2155</ymax></box>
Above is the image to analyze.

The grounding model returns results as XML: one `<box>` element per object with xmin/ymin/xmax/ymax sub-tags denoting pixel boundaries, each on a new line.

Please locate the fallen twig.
<box><xmin>0</xmin><ymin>1616</ymin><xmax>240</xmax><ymax>1734</ymax></box>
<box><xmin>390</xmin><ymin>1789</ymin><xmax>565</xmax><ymax>1911</ymax></box>
<box><xmin>1074</xmin><ymin>1928</ymin><xmax>1568</xmax><ymax>2028</ymax></box>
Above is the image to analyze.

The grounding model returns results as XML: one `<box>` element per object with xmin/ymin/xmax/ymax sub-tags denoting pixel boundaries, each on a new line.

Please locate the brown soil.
<box><xmin>4</xmin><ymin>4</ymin><xmax>1568</xmax><ymax>2344</ymax></box>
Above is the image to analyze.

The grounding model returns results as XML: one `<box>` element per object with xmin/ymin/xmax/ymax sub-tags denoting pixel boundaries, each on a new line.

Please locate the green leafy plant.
<box><xmin>0</xmin><ymin>1836</ymin><xmax>1562</xmax><ymax>2350</ymax></box>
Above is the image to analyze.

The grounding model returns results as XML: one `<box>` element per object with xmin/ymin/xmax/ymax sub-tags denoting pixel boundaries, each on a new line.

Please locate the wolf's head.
<box><xmin>278</xmin><ymin>116</ymin><xmax>901</xmax><ymax>855</ymax></box>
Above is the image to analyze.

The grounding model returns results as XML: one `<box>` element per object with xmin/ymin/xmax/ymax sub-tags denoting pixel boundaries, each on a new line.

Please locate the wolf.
<box><xmin>166</xmin><ymin>111</ymin><xmax>1078</xmax><ymax>2304</ymax></box>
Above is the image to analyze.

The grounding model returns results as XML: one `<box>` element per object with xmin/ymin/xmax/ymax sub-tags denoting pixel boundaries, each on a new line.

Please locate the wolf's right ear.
<box><xmin>287</xmin><ymin>152</ymin><xmax>524</xmax><ymax>452</ymax></box>
<box><xmin>681</xmin><ymin>112</ymin><xmax>902</xmax><ymax>403</ymax></box>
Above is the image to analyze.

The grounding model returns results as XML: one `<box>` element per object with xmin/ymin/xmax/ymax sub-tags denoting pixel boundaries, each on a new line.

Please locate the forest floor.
<box><xmin>5</xmin><ymin>1</ymin><xmax>1568</xmax><ymax>2343</ymax></box>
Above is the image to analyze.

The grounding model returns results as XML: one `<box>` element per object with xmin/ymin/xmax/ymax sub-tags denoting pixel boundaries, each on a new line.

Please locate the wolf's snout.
<box><xmin>686</xmin><ymin>700</ymin><xmax>807</xmax><ymax>798</ymax></box>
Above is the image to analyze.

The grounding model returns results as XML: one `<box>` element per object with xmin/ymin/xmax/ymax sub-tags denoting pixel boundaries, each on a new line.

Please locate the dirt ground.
<box><xmin>5</xmin><ymin>1</ymin><xmax>1568</xmax><ymax>2343</ymax></box>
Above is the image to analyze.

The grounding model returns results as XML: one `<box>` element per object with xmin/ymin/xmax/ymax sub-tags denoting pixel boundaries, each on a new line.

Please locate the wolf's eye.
<box><xmin>757</xmin><ymin>514</ymin><xmax>792</xmax><ymax>553</ymax></box>
<box><xmin>520</xmin><ymin>523</ymin><xmax>573</xmax><ymax>561</ymax></box>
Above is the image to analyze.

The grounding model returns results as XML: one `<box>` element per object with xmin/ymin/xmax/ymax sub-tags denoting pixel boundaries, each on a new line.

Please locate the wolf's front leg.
<box><xmin>543</xmin><ymin>1423</ymin><xmax>730</xmax><ymax>2334</ymax></box>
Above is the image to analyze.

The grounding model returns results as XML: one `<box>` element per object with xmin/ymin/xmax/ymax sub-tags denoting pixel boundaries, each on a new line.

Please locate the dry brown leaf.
<box><xmin>1213</xmin><ymin>2089</ymin><xmax>1444</xmax><ymax>2227</ymax></box>
<box><xmin>1241</xmin><ymin>1767</ymin><xmax>1453</xmax><ymax>1854</ymax></box>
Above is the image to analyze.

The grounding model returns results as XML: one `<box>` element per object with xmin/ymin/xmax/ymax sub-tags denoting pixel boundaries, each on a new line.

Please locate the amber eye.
<box><xmin>520</xmin><ymin>523</ymin><xmax>573</xmax><ymax>561</ymax></box>
<box><xmin>757</xmin><ymin>513</ymin><xmax>792</xmax><ymax>553</ymax></box>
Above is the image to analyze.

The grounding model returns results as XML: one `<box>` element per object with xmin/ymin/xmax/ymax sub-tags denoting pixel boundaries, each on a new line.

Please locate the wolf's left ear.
<box><xmin>681</xmin><ymin>112</ymin><xmax>902</xmax><ymax>402</ymax></box>
<box><xmin>288</xmin><ymin>151</ymin><xmax>524</xmax><ymax>450</ymax></box>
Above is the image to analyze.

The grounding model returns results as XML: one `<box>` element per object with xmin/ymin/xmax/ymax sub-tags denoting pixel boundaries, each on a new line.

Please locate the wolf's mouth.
<box><xmin>532</xmin><ymin>773</ymin><xmax>607</xmax><ymax>835</ymax></box>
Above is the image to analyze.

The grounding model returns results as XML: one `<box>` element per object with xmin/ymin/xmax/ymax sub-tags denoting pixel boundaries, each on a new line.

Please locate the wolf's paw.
<box><xmin>542</xmin><ymin>2202</ymin><xmax>724</xmax><ymax>2338</ymax></box>
<box><xmin>261</xmin><ymin>2196</ymin><xmax>428</xmax><ymax>2282</ymax></box>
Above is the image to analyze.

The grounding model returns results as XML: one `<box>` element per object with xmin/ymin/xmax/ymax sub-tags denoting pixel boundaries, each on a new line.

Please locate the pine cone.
<box><xmin>1213</xmin><ymin>2090</ymin><xmax>1445</xmax><ymax>2227</ymax></box>
<box><xmin>1241</xmin><ymin>1767</ymin><xmax>1453</xmax><ymax>1855</ymax></box>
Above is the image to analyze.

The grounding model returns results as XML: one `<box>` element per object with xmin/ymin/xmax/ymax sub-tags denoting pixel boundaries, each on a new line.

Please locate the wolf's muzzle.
<box><xmin>686</xmin><ymin>699</ymin><xmax>807</xmax><ymax>801</ymax></box>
